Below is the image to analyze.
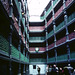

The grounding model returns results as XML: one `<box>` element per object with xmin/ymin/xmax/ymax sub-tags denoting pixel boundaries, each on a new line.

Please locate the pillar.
<box><xmin>9</xmin><ymin>0</ymin><xmax>13</xmax><ymax>74</ymax></box>
<box><xmin>63</xmin><ymin>0</ymin><xmax>70</xmax><ymax>64</ymax></box>
<box><xmin>52</xmin><ymin>0</ymin><xmax>57</xmax><ymax>64</ymax></box>
<box><xmin>18</xmin><ymin>2</ymin><xmax>21</xmax><ymax>75</ymax></box>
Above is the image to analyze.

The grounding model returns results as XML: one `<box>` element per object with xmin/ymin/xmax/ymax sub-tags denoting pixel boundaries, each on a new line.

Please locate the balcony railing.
<box><xmin>40</xmin><ymin>5</ymin><xmax>52</xmax><ymax>20</ymax></box>
<box><xmin>1</xmin><ymin>0</ymin><xmax>9</xmax><ymax>14</ymax></box>
<box><xmin>12</xmin><ymin>14</ymin><xmax>19</xmax><ymax>33</ymax></box>
<box><xmin>48</xmin><ymin>57</ymin><xmax>55</xmax><ymax>63</ymax></box>
<box><xmin>70</xmin><ymin>52</ymin><xmax>75</xmax><ymax>59</ymax></box>
<box><xmin>46</xmin><ymin>5</ymin><xmax>52</xmax><ymax>17</ymax></box>
<box><xmin>29</xmin><ymin>47</ymin><xmax>46</xmax><ymax>52</ymax></box>
<box><xmin>47</xmin><ymin>30</ymin><xmax>54</xmax><ymax>39</ymax></box>
<box><xmin>68</xmin><ymin>12</ymin><xmax>75</xmax><ymax>22</ymax></box>
<box><xmin>68</xmin><ymin>32</ymin><xmax>75</xmax><ymax>40</ymax></box>
<box><xmin>0</xmin><ymin>35</ymin><xmax>9</xmax><ymax>55</ymax></box>
<box><xmin>29</xmin><ymin>37</ymin><xmax>45</xmax><ymax>42</ymax></box>
<box><xmin>57</xmin><ymin>54</ymin><xmax>67</xmax><ymax>61</ymax></box>
<box><xmin>48</xmin><ymin>43</ymin><xmax>54</xmax><ymax>49</ymax></box>
<box><xmin>14</xmin><ymin>0</ymin><xmax>20</xmax><ymax>14</ymax></box>
<box><xmin>53</xmin><ymin>0</ymin><xmax>60</xmax><ymax>6</ymax></box>
<box><xmin>54</xmin><ymin>5</ymin><xmax>63</xmax><ymax>18</ymax></box>
<box><xmin>47</xmin><ymin>17</ymin><xmax>53</xmax><ymax>26</ymax></box>
<box><xmin>11</xmin><ymin>46</ymin><xmax>19</xmax><ymax>59</ymax></box>
<box><xmin>0</xmin><ymin>35</ymin><xmax>29</xmax><ymax>63</ymax></box>
<box><xmin>56</xmin><ymin>36</ymin><xmax>66</xmax><ymax>46</ymax></box>
<box><xmin>30</xmin><ymin>58</ymin><xmax>46</xmax><ymax>62</ymax></box>
<box><xmin>55</xmin><ymin>21</ymin><xmax>64</xmax><ymax>32</ymax></box>
<box><xmin>65</xmin><ymin>0</ymin><xmax>73</xmax><ymax>7</ymax></box>
<box><xmin>29</xmin><ymin>26</ymin><xmax>45</xmax><ymax>32</ymax></box>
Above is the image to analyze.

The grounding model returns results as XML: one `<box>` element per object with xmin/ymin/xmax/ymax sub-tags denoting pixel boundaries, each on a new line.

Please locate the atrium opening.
<box><xmin>0</xmin><ymin>0</ymin><xmax>75</xmax><ymax>75</ymax></box>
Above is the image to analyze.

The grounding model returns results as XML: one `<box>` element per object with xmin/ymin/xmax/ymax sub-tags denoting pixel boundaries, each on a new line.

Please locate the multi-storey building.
<box><xmin>0</xmin><ymin>0</ymin><xmax>75</xmax><ymax>75</ymax></box>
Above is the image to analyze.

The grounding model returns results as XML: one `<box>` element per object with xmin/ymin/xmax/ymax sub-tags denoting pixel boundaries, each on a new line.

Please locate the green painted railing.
<box><xmin>55</xmin><ymin>21</ymin><xmax>64</xmax><ymax>32</ymax></box>
<box><xmin>25</xmin><ymin>57</ymin><xmax>29</xmax><ymax>63</ymax></box>
<box><xmin>30</xmin><ymin>58</ymin><xmax>46</xmax><ymax>62</ymax></box>
<box><xmin>29</xmin><ymin>37</ymin><xmax>45</xmax><ymax>41</ymax></box>
<box><xmin>70</xmin><ymin>52</ymin><xmax>75</xmax><ymax>59</ymax></box>
<box><xmin>0</xmin><ymin>35</ymin><xmax>29</xmax><ymax>63</ymax></box>
<box><xmin>68</xmin><ymin>12</ymin><xmax>75</xmax><ymax>22</ymax></box>
<box><xmin>20</xmin><ymin>52</ymin><xmax>24</xmax><ymax>61</ymax></box>
<box><xmin>57</xmin><ymin>54</ymin><xmax>67</xmax><ymax>61</ymax></box>
<box><xmin>11</xmin><ymin>46</ymin><xmax>19</xmax><ymax>59</ymax></box>
<box><xmin>0</xmin><ymin>35</ymin><xmax>9</xmax><ymax>54</ymax></box>
<box><xmin>47</xmin><ymin>30</ymin><xmax>54</xmax><ymax>39</ymax></box>
<box><xmin>40</xmin><ymin>5</ymin><xmax>52</xmax><ymax>20</ymax></box>
<box><xmin>48</xmin><ymin>57</ymin><xmax>55</xmax><ymax>63</ymax></box>
<box><xmin>14</xmin><ymin>0</ymin><xmax>20</xmax><ymax>14</ymax></box>
<box><xmin>53</xmin><ymin>0</ymin><xmax>59</xmax><ymax>6</ymax></box>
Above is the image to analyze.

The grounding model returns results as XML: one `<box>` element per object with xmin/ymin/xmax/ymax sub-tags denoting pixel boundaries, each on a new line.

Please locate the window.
<box><xmin>33</xmin><ymin>65</ymin><xmax>36</xmax><ymax>69</ymax></box>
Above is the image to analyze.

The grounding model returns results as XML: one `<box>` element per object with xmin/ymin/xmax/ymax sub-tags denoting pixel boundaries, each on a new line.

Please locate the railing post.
<box><xmin>9</xmin><ymin>0</ymin><xmax>13</xmax><ymax>75</ymax></box>
<box><xmin>52</xmin><ymin>0</ymin><xmax>57</xmax><ymax>64</ymax></box>
<box><xmin>63</xmin><ymin>0</ymin><xmax>70</xmax><ymax>64</ymax></box>
<box><xmin>18</xmin><ymin>2</ymin><xmax>22</xmax><ymax>75</ymax></box>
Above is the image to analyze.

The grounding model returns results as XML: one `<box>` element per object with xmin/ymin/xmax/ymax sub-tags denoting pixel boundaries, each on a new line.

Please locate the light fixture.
<box><xmin>35</xmin><ymin>47</ymin><xmax>39</xmax><ymax>52</ymax></box>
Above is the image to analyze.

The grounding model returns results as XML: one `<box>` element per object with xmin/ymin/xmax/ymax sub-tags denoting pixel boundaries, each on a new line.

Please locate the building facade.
<box><xmin>0</xmin><ymin>0</ymin><xmax>75</xmax><ymax>75</ymax></box>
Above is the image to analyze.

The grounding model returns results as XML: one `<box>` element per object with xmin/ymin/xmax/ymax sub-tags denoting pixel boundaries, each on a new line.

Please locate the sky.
<box><xmin>27</xmin><ymin>0</ymin><xmax>50</xmax><ymax>22</ymax></box>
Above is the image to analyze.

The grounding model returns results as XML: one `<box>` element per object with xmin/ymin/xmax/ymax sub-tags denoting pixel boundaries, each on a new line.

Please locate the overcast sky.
<box><xmin>27</xmin><ymin>0</ymin><xmax>50</xmax><ymax>22</ymax></box>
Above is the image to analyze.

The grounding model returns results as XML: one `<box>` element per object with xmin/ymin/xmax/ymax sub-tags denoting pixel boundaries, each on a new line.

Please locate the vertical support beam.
<box><xmin>52</xmin><ymin>0</ymin><xmax>57</xmax><ymax>64</ymax></box>
<box><xmin>63</xmin><ymin>0</ymin><xmax>70</xmax><ymax>64</ymax></box>
<box><xmin>9</xmin><ymin>25</ymin><xmax>12</xmax><ymax>75</ymax></box>
<box><xmin>44</xmin><ymin>9</ymin><xmax>48</xmax><ymax>63</ymax></box>
<box><xmin>9</xmin><ymin>0</ymin><xmax>13</xmax><ymax>75</ymax></box>
<box><xmin>23</xmin><ymin>64</ymin><xmax>26</xmax><ymax>75</ymax></box>
<box><xmin>18</xmin><ymin>2</ymin><xmax>21</xmax><ymax>75</ymax></box>
<box><xmin>26</xmin><ymin>65</ymin><xmax>29</xmax><ymax>75</ymax></box>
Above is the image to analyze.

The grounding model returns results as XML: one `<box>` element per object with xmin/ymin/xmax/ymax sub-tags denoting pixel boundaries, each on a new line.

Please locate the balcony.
<box><xmin>1</xmin><ymin>0</ymin><xmax>9</xmax><ymax>14</ymax></box>
<box><xmin>48</xmin><ymin>57</ymin><xmax>55</xmax><ymax>63</ymax></box>
<box><xmin>65</xmin><ymin>0</ymin><xmax>73</xmax><ymax>7</ymax></box>
<box><xmin>0</xmin><ymin>35</ymin><xmax>9</xmax><ymax>55</ymax></box>
<box><xmin>56</xmin><ymin>36</ymin><xmax>66</xmax><ymax>46</ymax></box>
<box><xmin>48</xmin><ymin>43</ymin><xmax>54</xmax><ymax>49</ymax></box>
<box><xmin>47</xmin><ymin>17</ymin><xmax>53</xmax><ymax>26</ymax></box>
<box><xmin>47</xmin><ymin>30</ymin><xmax>54</xmax><ymax>39</ymax></box>
<box><xmin>30</xmin><ymin>58</ymin><xmax>46</xmax><ymax>62</ymax></box>
<box><xmin>29</xmin><ymin>37</ymin><xmax>45</xmax><ymax>43</ymax></box>
<box><xmin>57</xmin><ymin>54</ymin><xmax>67</xmax><ymax>62</ymax></box>
<box><xmin>40</xmin><ymin>5</ymin><xmax>52</xmax><ymax>20</ymax></box>
<box><xmin>12</xmin><ymin>14</ymin><xmax>19</xmax><ymax>33</ymax></box>
<box><xmin>46</xmin><ymin>5</ymin><xmax>52</xmax><ymax>18</ymax></box>
<box><xmin>70</xmin><ymin>52</ymin><xmax>75</xmax><ymax>60</ymax></box>
<box><xmin>21</xmin><ymin>32</ymin><xmax>24</xmax><ymax>42</ymax></box>
<box><xmin>55</xmin><ymin>21</ymin><xmax>64</xmax><ymax>32</ymax></box>
<box><xmin>11</xmin><ymin>46</ymin><xmax>19</xmax><ymax>59</ymax></box>
<box><xmin>0</xmin><ymin>35</ymin><xmax>29</xmax><ymax>63</ymax></box>
<box><xmin>54</xmin><ymin>5</ymin><xmax>63</xmax><ymax>19</ymax></box>
<box><xmin>29</xmin><ymin>26</ymin><xmax>45</xmax><ymax>32</ymax></box>
<box><xmin>68</xmin><ymin>32</ymin><xmax>75</xmax><ymax>40</ymax></box>
<box><xmin>53</xmin><ymin>0</ymin><xmax>60</xmax><ymax>7</ymax></box>
<box><xmin>68</xmin><ymin>12</ymin><xmax>75</xmax><ymax>23</ymax></box>
<box><xmin>29</xmin><ymin>47</ymin><xmax>46</xmax><ymax>52</ymax></box>
<box><xmin>14</xmin><ymin>0</ymin><xmax>20</xmax><ymax>15</ymax></box>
